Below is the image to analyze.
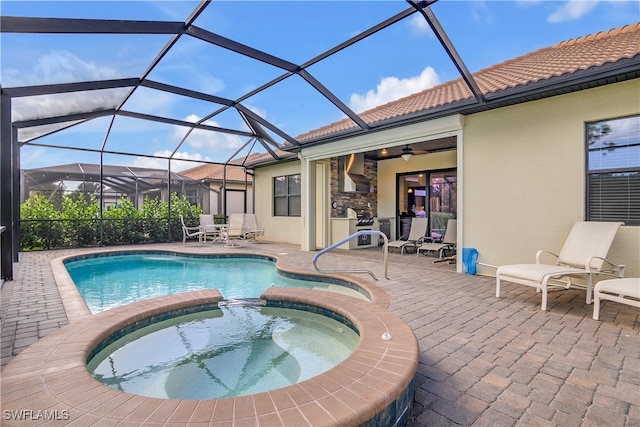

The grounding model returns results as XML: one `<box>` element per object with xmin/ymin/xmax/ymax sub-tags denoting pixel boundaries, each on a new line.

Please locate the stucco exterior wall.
<box><xmin>204</xmin><ymin>182</ymin><xmax>253</xmax><ymax>216</ymax></box>
<box><xmin>377</xmin><ymin>151</ymin><xmax>457</xmax><ymax>240</ymax></box>
<box><xmin>463</xmin><ymin>79</ymin><xmax>639</xmax><ymax>277</ymax></box>
<box><xmin>254</xmin><ymin>161</ymin><xmax>302</xmax><ymax>245</ymax></box>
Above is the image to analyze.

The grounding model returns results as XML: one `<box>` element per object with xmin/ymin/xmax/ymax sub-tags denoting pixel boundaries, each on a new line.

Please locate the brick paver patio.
<box><xmin>1</xmin><ymin>241</ymin><xmax>638</xmax><ymax>426</ymax></box>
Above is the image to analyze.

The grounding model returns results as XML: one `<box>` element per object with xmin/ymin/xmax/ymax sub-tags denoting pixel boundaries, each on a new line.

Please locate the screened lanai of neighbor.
<box><xmin>2</xmin><ymin>0</ymin><xmax>639</xmax><ymax>282</ymax></box>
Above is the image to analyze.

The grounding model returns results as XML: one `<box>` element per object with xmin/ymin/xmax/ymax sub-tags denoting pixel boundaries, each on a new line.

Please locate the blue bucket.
<box><xmin>462</xmin><ymin>248</ymin><xmax>478</xmax><ymax>275</ymax></box>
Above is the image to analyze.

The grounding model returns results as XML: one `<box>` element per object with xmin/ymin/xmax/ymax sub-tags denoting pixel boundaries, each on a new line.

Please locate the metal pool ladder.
<box><xmin>312</xmin><ymin>230</ymin><xmax>388</xmax><ymax>280</ymax></box>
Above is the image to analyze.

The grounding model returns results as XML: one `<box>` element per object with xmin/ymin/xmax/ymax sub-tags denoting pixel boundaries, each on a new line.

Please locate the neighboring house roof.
<box><xmin>235</xmin><ymin>149</ymin><xmax>297</xmax><ymax>166</ymax></box>
<box><xmin>296</xmin><ymin>23</ymin><xmax>640</xmax><ymax>143</ymax></box>
<box><xmin>179</xmin><ymin>163</ymin><xmax>253</xmax><ymax>183</ymax></box>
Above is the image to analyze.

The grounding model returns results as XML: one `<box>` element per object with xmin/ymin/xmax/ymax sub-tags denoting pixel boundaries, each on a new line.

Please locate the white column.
<box><xmin>300</xmin><ymin>154</ymin><xmax>316</xmax><ymax>251</ymax></box>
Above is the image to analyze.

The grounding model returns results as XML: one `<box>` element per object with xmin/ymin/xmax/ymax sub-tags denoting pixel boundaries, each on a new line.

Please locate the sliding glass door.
<box><xmin>397</xmin><ymin>169</ymin><xmax>456</xmax><ymax>240</ymax></box>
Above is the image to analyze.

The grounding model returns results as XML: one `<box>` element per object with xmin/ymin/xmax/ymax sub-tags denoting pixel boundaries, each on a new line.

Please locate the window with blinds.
<box><xmin>273</xmin><ymin>174</ymin><xmax>301</xmax><ymax>217</ymax></box>
<box><xmin>586</xmin><ymin>115</ymin><xmax>640</xmax><ymax>225</ymax></box>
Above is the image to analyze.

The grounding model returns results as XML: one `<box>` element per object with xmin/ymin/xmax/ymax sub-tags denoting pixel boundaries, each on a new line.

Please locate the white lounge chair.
<box><xmin>496</xmin><ymin>221</ymin><xmax>625</xmax><ymax>311</ymax></box>
<box><xmin>387</xmin><ymin>217</ymin><xmax>428</xmax><ymax>254</ymax></box>
<box><xmin>417</xmin><ymin>219</ymin><xmax>456</xmax><ymax>260</ymax></box>
<box><xmin>593</xmin><ymin>278</ymin><xmax>640</xmax><ymax>320</ymax></box>
<box><xmin>199</xmin><ymin>214</ymin><xmax>222</xmax><ymax>243</ymax></box>
<box><xmin>243</xmin><ymin>214</ymin><xmax>265</xmax><ymax>241</ymax></box>
<box><xmin>223</xmin><ymin>213</ymin><xmax>245</xmax><ymax>246</ymax></box>
<box><xmin>180</xmin><ymin>215</ymin><xmax>204</xmax><ymax>245</ymax></box>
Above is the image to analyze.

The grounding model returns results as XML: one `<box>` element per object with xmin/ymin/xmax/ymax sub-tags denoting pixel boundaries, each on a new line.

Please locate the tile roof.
<box><xmin>234</xmin><ymin>149</ymin><xmax>297</xmax><ymax>165</ymax></box>
<box><xmin>179</xmin><ymin>163</ymin><xmax>252</xmax><ymax>182</ymax></box>
<box><xmin>180</xmin><ymin>149</ymin><xmax>297</xmax><ymax>178</ymax></box>
<box><xmin>296</xmin><ymin>23</ymin><xmax>640</xmax><ymax>142</ymax></box>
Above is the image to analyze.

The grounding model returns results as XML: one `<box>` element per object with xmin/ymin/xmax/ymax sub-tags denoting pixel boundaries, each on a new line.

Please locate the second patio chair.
<box><xmin>243</xmin><ymin>214</ymin><xmax>265</xmax><ymax>241</ymax></box>
<box><xmin>387</xmin><ymin>217</ymin><xmax>428</xmax><ymax>254</ymax></box>
<box><xmin>592</xmin><ymin>277</ymin><xmax>640</xmax><ymax>320</ymax></box>
<box><xmin>199</xmin><ymin>214</ymin><xmax>222</xmax><ymax>243</ymax></box>
<box><xmin>180</xmin><ymin>215</ymin><xmax>205</xmax><ymax>245</ymax></box>
<box><xmin>417</xmin><ymin>219</ymin><xmax>456</xmax><ymax>260</ymax></box>
<box><xmin>223</xmin><ymin>213</ymin><xmax>245</xmax><ymax>246</ymax></box>
<box><xmin>496</xmin><ymin>221</ymin><xmax>625</xmax><ymax>311</ymax></box>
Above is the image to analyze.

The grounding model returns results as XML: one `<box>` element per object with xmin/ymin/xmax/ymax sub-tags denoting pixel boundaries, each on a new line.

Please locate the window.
<box><xmin>185</xmin><ymin>189</ymin><xmax>199</xmax><ymax>205</ymax></box>
<box><xmin>586</xmin><ymin>115</ymin><xmax>640</xmax><ymax>225</ymax></box>
<box><xmin>274</xmin><ymin>174</ymin><xmax>301</xmax><ymax>216</ymax></box>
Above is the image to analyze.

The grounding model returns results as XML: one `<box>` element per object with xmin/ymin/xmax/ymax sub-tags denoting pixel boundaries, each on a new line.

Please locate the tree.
<box><xmin>70</xmin><ymin>182</ymin><xmax>100</xmax><ymax>204</ymax></box>
<box><xmin>587</xmin><ymin>122</ymin><xmax>615</xmax><ymax>154</ymax></box>
<box><xmin>30</xmin><ymin>181</ymin><xmax>66</xmax><ymax>210</ymax></box>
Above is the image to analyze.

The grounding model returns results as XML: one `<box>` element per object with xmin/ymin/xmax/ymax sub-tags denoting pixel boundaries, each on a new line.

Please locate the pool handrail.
<box><xmin>312</xmin><ymin>230</ymin><xmax>388</xmax><ymax>280</ymax></box>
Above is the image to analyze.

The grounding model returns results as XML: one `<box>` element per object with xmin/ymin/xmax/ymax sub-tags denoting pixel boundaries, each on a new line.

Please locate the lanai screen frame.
<box><xmin>0</xmin><ymin>0</ymin><xmax>486</xmax><ymax>280</ymax></box>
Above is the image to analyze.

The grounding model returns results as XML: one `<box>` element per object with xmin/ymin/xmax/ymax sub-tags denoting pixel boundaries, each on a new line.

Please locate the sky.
<box><xmin>1</xmin><ymin>0</ymin><xmax>639</xmax><ymax>172</ymax></box>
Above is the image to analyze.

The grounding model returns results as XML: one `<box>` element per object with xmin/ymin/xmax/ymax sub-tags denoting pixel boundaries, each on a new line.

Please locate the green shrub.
<box><xmin>20</xmin><ymin>192</ymin><xmax>203</xmax><ymax>250</ymax></box>
<box><xmin>19</xmin><ymin>194</ymin><xmax>64</xmax><ymax>250</ymax></box>
<box><xmin>102</xmin><ymin>198</ymin><xmax>143</xmax><ymax>245</ymax></box>
<box><xmin>169</xmin><ymin>193</ymin><xmax>202</xmax><ymax>241</ymax></box>
<box><xmin>60</xmin><ymin>194</ymin><xmax>100</xmax><ymax>246</ymax></box>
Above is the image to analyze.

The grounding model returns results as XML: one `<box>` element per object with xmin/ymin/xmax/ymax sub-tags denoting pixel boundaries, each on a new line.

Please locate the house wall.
<box><xmin>252</xmin><ymin>80</ymin><xmax>639</xmax><ymax>277</ymax></box>
<box><xmin>206</xmin><ymin>182</ymin><xmax>254</xmax><ymax>216</ymax></box>
<box><xmin>254</xmin><ymin>161</ymin><xmax>302</xmax><ymax>245</ymax></box>
<box><xmin>463</xmin><ymin>79</ymin><xmax>640</xmax><ymax>277</ymax></box>
<box><xmin>377</xmin><ymin>151</ymin><xmax>457</xmax><ymax>240</ymax></box>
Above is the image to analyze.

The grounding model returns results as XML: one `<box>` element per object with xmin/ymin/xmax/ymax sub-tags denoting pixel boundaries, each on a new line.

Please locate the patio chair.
<box><xmin>387</xmin><ymin>217</ymin><xmax>428</xmax><ymax>254</ymax></box>
<box><xmin>592</xmin><ymin>278</ymin><xmax>640</xmax><ymax>320</ymax></box>
<box><xmin>180</xmin><ymin>215</ymin><xmax>204</xmax><ymax>245</ymax></box>
<box><xmin>496</xmin><ymin>221</ymin><xmax>625</xmax><ymax>311</ymax></box>
<box><xmin>199</xmin><ymin>214</ymin><xmax>222</xmax><ymax>243</ymax></box>
<box><xmin>243</xmin><ymin>214</ymin><xmax>265</xmax><ymax>241</ymax></box>
<box><xmin>223</xmin><ymin>213</ymin><xmax>245</xmax><ymax>246</ymax></box>
<box><xmin>417</xmin><ymin>219</ymin><xmax>457</xmax><ymax>260</ymax></box>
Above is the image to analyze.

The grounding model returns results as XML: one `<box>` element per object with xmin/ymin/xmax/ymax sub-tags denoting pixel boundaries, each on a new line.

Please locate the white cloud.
<box><xmin>30</xmin><ymin>49</ymin><xmax>120</xmax><ymax>85</ymax></box>
<box><xmin>120</xmin><ymin>89</ymin><xmax>177</xmax><ymax>117</ymax></box>
<box><xmin>471</xmin><ymin>1</ymin><xmax>493</xmax><ymax>24</ymax></box>
<box><xmin>547</xmin><ymin>0</ymin><xmax>600</xmax><ymax>23</ymax></box>
<box><xmin>408</xmin><ymin>13</ymin><xmax>433</xmax><ymax>37</ymax></box>
<box><xmin>349</xmin><ymin>66</ymin><xmax>440</xmax><ymax>113</ymax></box>
<box><xmin>247</xmin><ymin>105</ymin><xmax>268</xmax><ymax>120</ymax></box>
<box><xmin>10</xmin><ymin>50</ymin><xmax>125</xmax><ymax>122</ymax></box>
<box><xmin>131</xmin><ymin>149</ymin><xmax>213</xmax><ymax>172</ymax></box>
<box><xmin>174</xmin><ymin>114</ymin><xmax>245</xmax><ymax>153</ymax></box>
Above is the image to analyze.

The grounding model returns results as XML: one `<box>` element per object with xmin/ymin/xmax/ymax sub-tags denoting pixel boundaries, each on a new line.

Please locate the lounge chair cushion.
<box><xmin>497</xmin><ymin>264</ymin><xmax>587</xmax><ymax>284</ymax></box>
<box><xmin>593</xmin><ymin>278</ymin><xmax>640</xmax><ymax>320</ymax></box>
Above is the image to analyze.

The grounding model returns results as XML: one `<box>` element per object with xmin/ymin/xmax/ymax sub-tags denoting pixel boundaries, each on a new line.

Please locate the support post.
<box><xmin>1</xmin><ymin>93</ymin><xmax>15</xmax><ymax>280</ymax></box>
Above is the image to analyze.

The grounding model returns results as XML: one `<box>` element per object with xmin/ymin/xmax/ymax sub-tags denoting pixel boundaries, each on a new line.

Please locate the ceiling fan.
<box><xmin>401</xmin><ymin>145</ymin><xmax>414</xmax><ymax>161</ymax></box>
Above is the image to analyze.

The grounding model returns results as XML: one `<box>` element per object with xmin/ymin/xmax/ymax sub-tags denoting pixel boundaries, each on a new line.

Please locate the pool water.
<box><xmin>87</xmin><ymin>305</ymin><xmax>359</xmax><ymax>399</ymax></box>
<box><xmin>65</xmin><ymin>253</ymin><xmax>368</xmax><ymax>313</ymax></box>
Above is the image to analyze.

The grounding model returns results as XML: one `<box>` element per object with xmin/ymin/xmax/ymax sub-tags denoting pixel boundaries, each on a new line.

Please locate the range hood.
<box><xmin>343</xmin><ymin>153</ymin><xmax>372</xmax><ymax>192</ymax></box>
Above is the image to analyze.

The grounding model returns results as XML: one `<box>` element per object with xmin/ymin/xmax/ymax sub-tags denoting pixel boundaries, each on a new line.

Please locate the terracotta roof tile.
<box><xmin>297</xmin><ymin>23</ymin><xmax>640</xmax><ymax>142</ymax></box>
<box><xmin>235</xmin><ymin>149</ymin><xmax>296</xmax><ymax>165</ymax></box>
<box><xmin>179</xmin><ymin>163</ymin><xmax>252</xmax><ymax>182</ymax></box>
<box><xmin>179</xmin><ymin>149</ymin><xmax>296</xmax><ymax>174</ymax></box>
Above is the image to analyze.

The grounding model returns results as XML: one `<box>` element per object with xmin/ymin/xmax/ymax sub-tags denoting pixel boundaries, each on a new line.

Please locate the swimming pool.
<box><xmin>64</xmin><ymin>252</ymin><xmax>369</xmax><ymax>313</ymax></box>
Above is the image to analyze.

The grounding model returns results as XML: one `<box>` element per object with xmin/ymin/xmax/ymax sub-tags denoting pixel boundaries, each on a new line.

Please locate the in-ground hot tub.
<box><xmin>87</xmin><ymin>300</ymin><xmax>360</xmax><ymax>400</ymax></box>
<box><xmin>1</xmin><ymin>287</ymin><xmax>419</xmax><ymax>426</ymax></box>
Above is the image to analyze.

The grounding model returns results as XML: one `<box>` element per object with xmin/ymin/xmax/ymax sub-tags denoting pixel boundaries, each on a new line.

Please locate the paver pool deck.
<box><xmin>1</xmin><ymin>241</ymin><xmax>639</xmax><ymax>426</ymax></box>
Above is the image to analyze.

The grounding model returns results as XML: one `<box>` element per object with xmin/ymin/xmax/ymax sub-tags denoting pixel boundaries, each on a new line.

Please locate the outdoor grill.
<box><xmin>352</xmin><ymin>209</ymin><xmax>375</xmax><ymax>246</ymax></box>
